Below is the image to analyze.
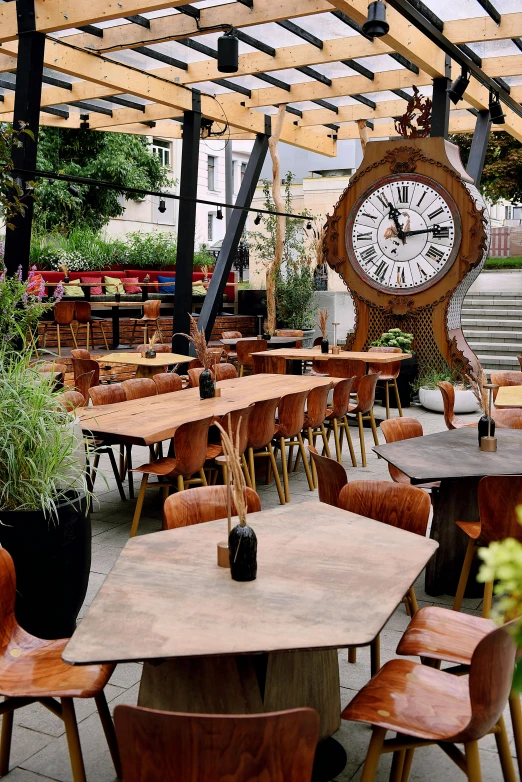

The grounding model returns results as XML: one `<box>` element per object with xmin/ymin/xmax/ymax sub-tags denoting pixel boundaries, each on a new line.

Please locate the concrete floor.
<box><xmin>3</xmin><ymin>398</ymin><xmax>513</xmax><ymax>782</ymax></box>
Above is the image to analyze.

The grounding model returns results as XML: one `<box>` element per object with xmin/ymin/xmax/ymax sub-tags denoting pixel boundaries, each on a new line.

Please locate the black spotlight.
<box><xmin>362</xmin><ymin>1</ymin><xmax>389</xmax><ymax>38</ymax></box>
<box><xmin>218</xmin><ymin>30</ymin><xmax>238</xmax><ymax>73</ymax></box>
<box><xmin>158</xmin><ymin>198</ymin><xmax>166</xmax><ymax>214</ymax></box>
<box><xmin>67</xmin><ymin>183</ymin><xmax>79</xmax><ymax>197</ymax></box>
<box><xmin>447</xmin><ymin>66</ymin><xmax>469</xmax><ymax>105</ymax></box>
<box><xmin>489</xmin><ymin>91</ymin><xmax>505</xmax><ymax>125</ymax></box>
<box><xmin>254</xmin><ymin>213</ymin><xmax>262</xmax><ymax>225</ymax></box>
<box><xmin>216</xmin><ymin>206</ymin><xmax>223</xmax><ymax>220</ymax></box>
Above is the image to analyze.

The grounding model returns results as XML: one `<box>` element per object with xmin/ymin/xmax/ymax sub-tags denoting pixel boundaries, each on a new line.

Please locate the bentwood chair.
<box><xmin>205</xmin><ymin>406</ymin><xmax>254</xmax><ymax>487</ymax></box>
<box><xmin>0</xmin><ymin>548</ymin><xmax>121</xmax><ymax>782</ymax></box>
<box><xmin>60</xmin><ymin>390</ymin><xmax>86</xmax><ymax>412</ymax></box>
<box><xmin>294</xmin><ymin>383</ymin><xmax>333</xmax><ymax>486</ymax></box>
<box><xmin>379</xmin><ymin>417</ymin><xmax>440</xmax><ymax>492</ymax></box>
<box><xmin>74</xmin><ymin>301</ymin><xmax>109</xmax><ymax>351</ymax></box>
<box><xmin>87</xmin><ymin>384</ymin><xmax>127</xmax><ymax>502</ymax></box>
<box><xmin>343</xmin><ymin>622</ymin><xmax>516</xmax><ymax>782</ymax></box>
<box><xmin>163</xmin><ymin>485</ymin><xmax>261</xmax><ymax>530</ymax></box>
<box><xmin>453</xmin><ymin>475</ymin><xmax>522</xmax><ymax>617</ymax></box>
<box><xmin>368</xmin><ymin>346</ymin><xmax>403</xmax><ymax>419</ymax></box>
<box><xmin>41</xmin><ymin>301</ymin><xmax>78</xmax><ymax>355</ymax></box>
<box><xmin>129</xmin><ymin>300</ymin><xmax>163</xmax><ymax>347</ymax></box>
<box><xmin>74</xmin><ymin>371</ymin><xmax>95</xmax><ymax>405</ymax></box>
<box><xmin>274</xmin><ymin>390</ymin><xmax>315</xmax><ymax>502</ymax></box>
<box><xmin>308</xmin><ymin>445</ymin><xmax>347</xmax><ymax>507</ymax></box>
<box><xmin>275</xmin><ymin>329</ymin><xmax>304</xmax><ymax>348</ymax></box>
<box><xmin>130</xmin><ymin>416</ymin><xmax>214</xmax><ymax>537</ymax></box>
<box><xmin>135</xmin><ymin>343</ymin><xmax>172</xmax><ymax>353</ymax></box>
<box><xmin>346</xmin><ymin>372</ymin><xmax>381</xmax><ymax>467</ymax></box>
<box><xmin>72</xmin><ymin>358</ymin><xmax>100</xmax><ymax>391</ymax></box>
<box><xmin>113</xmin><ymin>705</ymin><xmax>319</xmax><ymax>782</ymax></box>
<box><xmin>221</xmin><ymin>329</ymin><xmax>242</xmax><ymax>361</ymax></box>
<box><xmin>490</xmin><ymin>371</ymin><xmax>522</xmax><ymax>404</ymax></box>
<box><xmin>438</xmin><ymin>380</ymin><xmax>522</xmax><ymax>430</ymax></box>
<box><xmin>397</xmin><ymin>606</ymin><xmax>522</xmax><ymax>780</ymax></box>
<box><xmin>245</xmin><ymin>396</ymin><xmax>285</xmax><ymax>505</ymax></box>
<box><xmin>122</xmin><ymin>377</ymin><xmax>157</xmax><ymax>401</ymax></box>
<box><xmin>323</xmin><ymin>377</ymin><xmax>357</xmax><ymax>467</ymax></box>
<box><xmin>252</xmin><ymin>354</ymin><xmax>287</xmax><ymax>374</ymax></box>
<box><xmin>71</xmin><ymin>348</ymin><xmax>91</xmax><ymax>360</ymax></box>
<box><xmin>339</xmin><ymin>480</ymin><xmax>431</xmax><ymax>674</ymax></box>
<box><xmin>236</xmin><ymin>338</ymin><xmax>267</xmax><ymax>377</ymax></box>
<box><xmin>153</xmin><ymin>373</ymin><xmax>183</xmax><ymax>394</ymax></box>
<box><xmin>327</xmin><ymin>356</ymin><xmax>365</xmax><ymax>392</ymax></box>
<box><xmin>214</xmin><ymin>363</ymin><xmax>237</xmax><ymax>381</ymax></box>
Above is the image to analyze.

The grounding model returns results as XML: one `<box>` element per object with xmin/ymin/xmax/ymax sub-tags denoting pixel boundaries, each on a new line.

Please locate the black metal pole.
<box><xmin>431</xmin><ymin>54</ymin><xmax>451</xmax><ymax>139</ymax></box>
<box><xmin>466</xmin><ymin>110</ymin><xmax>492</xmax><ymax>187</ymax></box>
<box><xmin>197</xmin><ymin>116</ymin><xmax>270</xmax><ymax>343</ymax></box>
<box><xmin>3</xmin><ymin>0</ymin><xmax>45</xmax><ymax>279</ymax></box>
<box><xmin>172</xmin><ymin>91</ymin><xmax>201</xmax><ymax>355</ymax></box>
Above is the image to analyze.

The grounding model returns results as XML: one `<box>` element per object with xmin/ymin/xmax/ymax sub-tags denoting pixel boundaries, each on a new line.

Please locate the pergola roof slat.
<box><xmin>276</xmin><ymin>20</ymin><xmax>323</xmax><ymax>49</ymax></box>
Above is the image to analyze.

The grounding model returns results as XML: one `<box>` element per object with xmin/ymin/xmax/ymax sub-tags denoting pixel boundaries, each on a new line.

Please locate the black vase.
<box><xmin>321</xmin><ymin>338</ymin><xmax>329</xmax><ymax>354</ymax></box>
<box><xmin>229</xmin><ymin>522</ymin><xmax>257</xmax><ymax>582</ymax></box>
<box><xmin>478</xmin><ymin>414</ymin><xmax>496</xmax><ymax>444</ymax></box>
<box><xmin>263</xmin><ymin>333</ymin><xmax>272</xmax><ymax>341</ymax></box>
<box><xmin>145</xmin><ymin>349</ymin><xmax>156</xmax><ymax>358</ymax></box>
<box><xmin>199</xmin><ymin>368</ymin><xmax>215</xmax><ymax>399</ymax></box>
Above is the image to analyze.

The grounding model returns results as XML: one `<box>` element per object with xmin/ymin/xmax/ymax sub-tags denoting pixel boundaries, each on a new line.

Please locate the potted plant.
<box><xmin>412</xmin><ymin>363</ymin><xmax>480</xmax><ymax>414</ymax></box>
<box><xmin>0</xmin><ymin>349</ymin><xmax>91</xmax><ymax>639</ymax></box>
<box><xmin>370</xmin><ymin>328</ymin><xmax>416</xmax><ymax>408</ymax></box>
<box><xmin>275</xmin><ymin>257</ymin><xmax>317</xmax><ymax>345</ymax></box>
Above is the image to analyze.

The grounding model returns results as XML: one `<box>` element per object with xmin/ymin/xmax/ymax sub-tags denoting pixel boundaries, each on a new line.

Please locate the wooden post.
<box><xmin>265</xmin><ymin>105</ymin><xmax>287</xmax><ymax>336</ymax></box>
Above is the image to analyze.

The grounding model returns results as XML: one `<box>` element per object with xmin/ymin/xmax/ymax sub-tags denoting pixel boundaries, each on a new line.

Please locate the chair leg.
<box><xmin>464</xmin><ymin>740</ymin><xmax>482</xmax><ymax>782</ymax></box>
<box><xmin>390</xmin><ymin>749</ymin><xmax>406</xmax><ymax>782</ymax></box>
<box><xmin>320</xmin><ymin>424</ymin><xmax>332</xmax><ymax>459</ymax></box>
<box><xmin>453</xmin><ymin>538</ymin><xmax>476</xmax><ymax>612</ymax></box>
<box><xmin>119</xmin><ymin>445</ymin><xmax>125</xmax><ymax>481</ymax></box>
<box><xmin>106</xmin><ymin>448</ymin><xmax>127</xmax><ymax>502</ymax></box>
<box><xmin>370</xmin><ymin>634</ymin><xmax>380</xmax><ymax>676</ymax></box>
<box><xmin>360</xmin><ymin>726</ymin><xmax>386</xmax><ymax>782</ymax></box>
<box><xmin>307</xmin><ymin>427</ymin><xmax>317</xmax><ymax>486</ymax></box>
<box><xmin>297</xmin><ymin>432</ymin><xmax>315</xmax><ymax>491</ymax></box>
<box><xmin>99</xmin><ymin>321</ymin><xmax>109</xmax><ymax>350</ymax></box>
<box><xmin>0</xmin><ymin>707</ymin><xmax>14</xmax><ymax>776</ymax></box>
<box><xmin>126</xmin><ymin>446</ymin><xmax>134</xmax><ymax>499</ymax></box>
<box><xmin>61</xmin><ymin>698</ymin><xmax>87</xmax><ymax>782</ymax></box>
<box><xmin>199</xmin><ymin>469</ymin><xmax>208</xmax><ymax>486</ymax></box>
<box><xmin>177</xmin><ymin>475</ymin><xmax>185</xmax><ymax>492</ymax></box>
<box><xmin>248</xmin><ymin>447</ymin><xmax>256</xmax><ymax>491</ymax></box>
<box><xmin>385</xmin><ymin>381</ymin><xmax>390</xmax><ymax>421</ymax></box>
<box><xmin>394</xmin><ymin>377</ymin><xmax>403</xmax><ymax>417</ymax></box>
<box><xmin>348</xmin><ymin>647</ymin><xmax>357</xmax><ymax>664</ymax></box>
<box><xmin>69</xmin><ymin>324</ymin><xmax>78</xmax><ymax>350</ymax></box>
<box><xmin>280</xmin><ymin>438</ymin><xmax>290</xmax><ymax>503</ymax></box>
<box><xmin>358</xmin><ymin>412</ymin><xmax>367</xmax><ymax>467</ymax></box>
<box><xmin>401</xmin><ymin>748</ymin><xmax>415</xmax><ymax>782</ymax></box>
<box><xmin>57</xmin><ymin>324</ymin><xmax>61</xmax><ymax>356</ymax></box>
<box><xmin>86</xmin><ymin>322</ymin><xmax>90</xmax><ymax>352</ymax></box>
<box><xmin>241</xmin><ymin>454</ymin><xmax>252</xmax><ymax>488</ymax></box>
<box><xmin>408</xmin><ymin>586</ymin><xmax>419</xmax><ymax>615</ymax></box>
<box><xmin>494</xmin><ymin>716</ymin><xmax>517</xmax><ymax>782</ymax></box>
<box><xmin>130</xmin><ymin>475</ymin><xmax>148</xmax><ymax>537</ymax></box>
<box><xmin>508</xmin><ymin>694</ymin><xmax>522</xmax><ymax>782</ymax></box>
<box><xmin>129</xmin><ymin>321</ymin><xmax>137</xmax><ymax>347</ymax></box>
<box><xmin>369</xmin><ymin>408</ymin><xmax>379</xmax><ymax>446</ymax></box>
<box><xmin>239</xmin><ymin>364</ymin><xmax>244</xmax><ymax>378</ymax></box>
<box><xmin>343</xmin><ymin>415</ymin><xmax>358</xmax><ymax>467</ymax></box>
<box><xmin>94</xmin><ymin>692</ymin><xmax>121</xmax><ymax>778</ymax></box>
<box><xmin>482</xmin><ymin>580</ymin><xmax>493</xmax><ymax>619</ymax></box>
<box><xmin>268</xmin><ymin>443</ymin><xmax>285</xmax><ymax>505</ymax></box>
<box><xmin>332</xmin><ymin>418</ymin><xmax>342</xmax><ymax>463</ymax></box>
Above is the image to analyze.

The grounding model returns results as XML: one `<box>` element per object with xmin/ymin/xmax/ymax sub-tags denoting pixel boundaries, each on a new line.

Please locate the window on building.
<box><xmin>240</xmin><ymin>162</ymin><xmax>247</xmax><ymax>182</ymax></box>
<box><xmin>505</xmin><ymin>205</ymin><xmax>513</xmax><ymax>220</ymax></box>
<box><xmin>207</xmin><ymin>212</ymin><xmax>213</xmax><ymax>242</ymax></box>
<box><xmin>152</xmin><ymin>139</ymin><xmax>171</xmax><ymax>168</ymax></box>
<box><xmin>208</xmin><ymin>155</ymin><xmax>216</xmax><ymax>191</ymax></box>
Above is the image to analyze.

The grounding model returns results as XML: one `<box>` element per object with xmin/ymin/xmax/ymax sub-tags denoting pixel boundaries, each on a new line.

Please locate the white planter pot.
<box><xmin>419</xmin><ymin>387</ymin><xmax>479</xmax><ymax>414</ymax></box>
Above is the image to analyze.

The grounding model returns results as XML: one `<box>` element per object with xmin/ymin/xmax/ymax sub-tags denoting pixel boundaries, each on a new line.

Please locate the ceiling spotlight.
<box><xmin>158</xmin><ymin>198</ymin><xmax>166</xmax><ymax>214</ymax></box>
<box><xmin>216</xmin><ymin>206</ymin><xmax>223</xmax><ymax>220</ymax></box>
<box><xmin>489</xmin><ymin>91</ymin><xmax>505</xmax><ymax>125</ymax></box>
<box><xmin>218</xmin><ymin>29</ymin><xmax>238</xmax><ymax>73</ymax></box>
<box><xmin>254</xmin><ymin>213</ymin><xmax>262</xmax><ymax>225</ymax></box>
<box><xmin>362</xmin><ymin>1</ymin><xmax>389</xmax><ymax>38</ymax></box>
<box><xmin>67</xmin><ymin>183</ymin><xmax>79</xmax><ymax>197</ymax></box>
<box><xmin>306</xmin><ymin>220</ymin><xmax>312</xmax><ymax>230</ymax></box>
<box><xmin>447</xmin><ymin>66</ymin><xmax>469</xmax><ymax>105</ymax></box>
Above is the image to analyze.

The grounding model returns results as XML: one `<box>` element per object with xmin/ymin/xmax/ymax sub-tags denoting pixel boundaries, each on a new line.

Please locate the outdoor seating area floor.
<box><xmin>4</xmin><ymin>401</ymin><xmax>511</xmax><ymax>782</ymax></box>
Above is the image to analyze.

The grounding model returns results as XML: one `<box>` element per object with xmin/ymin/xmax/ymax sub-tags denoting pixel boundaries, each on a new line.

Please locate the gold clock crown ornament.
<box><xmin>323</xmin><ymin>135</ymin><xmax>489</xmax><ymax>377</ymax></box>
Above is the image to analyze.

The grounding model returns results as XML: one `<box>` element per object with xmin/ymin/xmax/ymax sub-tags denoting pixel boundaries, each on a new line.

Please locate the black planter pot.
<box><xmin>321</xmin><ymin>339</ymin><xmax>329</xmax><ymax>354</ymax></box>
<box><xmin>0</xmin><ymin>492</ymin><xmax>91</xmax><ymax>639</ymax></box>
<box><xmin>478</xmin><ymin>415</ymin><xmax>496</xmax><ymax>445</ymax></box>
<box><xmin>145</xmin><ymin>349</ymin><xmax>156</xmax><ymax>358</ymax></box>
<box><xmin>199</xmin><ymin>368</ymin><xmax>215</xmax><ymax>400</ymax></box>
<box><xmin>229</xmin><ymin>522</ymin><xmax>257</xmax><ymax>582</ymax></box>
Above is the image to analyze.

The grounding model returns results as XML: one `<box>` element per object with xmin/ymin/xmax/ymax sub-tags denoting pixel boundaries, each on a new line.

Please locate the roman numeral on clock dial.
<box><xmin>356</xmin><ymin>232</ymin><xmax>373</xmax><ymax>242</ymax></box>
<box><xmin>425</xmin><ymin>245</ymin><xmax>445</xmax><ymax>262</ymax></box>
<box><xmin>396</xmin><ymin>186</ymin><xmax>408</xmax><ymax>204</ymax></box>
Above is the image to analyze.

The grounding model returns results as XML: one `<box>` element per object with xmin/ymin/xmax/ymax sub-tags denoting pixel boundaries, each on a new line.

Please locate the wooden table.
<box><xmin>495</xmin><ymin>386</ymin><xmax>522</xmax><ymax>408</ymax></box>
<box><xmin>374</xmin><ymin>427</ymin><xmax>522</xmax><ymax>596</ymax></box>
<box><xmin>99</xmin><ymin>351</ymin><xmax>189</xmax><ymax>378</ymax></box>
<box><xmin>79</xmin><ymin>374</ymin><xmax>335</xmax><ymax>446</ymax></box>
<box><xmin>254</xmin><ymin>347</ymin><xmax>412</xmax><ymax>375</ymax></box>
<box><xmin>220</xmin><ymin>336</ymin><xmax>301</xmax><ymax>349</ymax></box>
<box><xmin>64</xmin><ymin>501</ymin><xmax>437</xmax><ymax>777</ymax></box>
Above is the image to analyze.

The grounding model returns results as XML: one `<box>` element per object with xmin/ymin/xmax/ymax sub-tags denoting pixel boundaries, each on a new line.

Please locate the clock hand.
<box><xmin>402</xmin><ymin>224</ymin><xmax>447</xmax><ymax>238</ymax></box>
<box><xmin>387</xmin><ymin>203</ymin><xmax>405</xmax><ymax>242</ymax></box>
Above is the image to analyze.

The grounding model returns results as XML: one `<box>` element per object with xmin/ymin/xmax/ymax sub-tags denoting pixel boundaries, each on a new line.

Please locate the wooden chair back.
<box><xmin>437</xmin><ymin>381</ymin><xmax>458</xmax><ymax>430</ymax></box>
<box><xmin>351</xmin><ymin>372</ymin><xmax>380</xmax><ymax>415</ymax></box>
<box><xmin>276</xmin><ymin>329</ymin><xmax>304</xmax><ymax>348</ymax></box>
<box><xmin>135</xmin><ymin>343</ymin><xmax>171</xmax><ymax>353</ymax></box>
<box><xmin>327</xmin><ymin>357</ymin><xmax>365</xmax><ymax>391</ymax></box>
<box><xmin>236</xmin><ymin>338</ymin><xmax>267</xmax><ymax>368</ymax></box>
<box><xmin>0</xmin><ymin>547</ymin><xmax>21</xmax><ymax>641</ymax></box>
<box><xmin>379</xmin><ymin>417</ymin><xmax>424</xmax><ymax>483</ymax></box>
<box><xmin>491</xmin><ymin>371</ymin><xmax>522</xmax><ymax>402</ymax></box>
<box><xmin>53</xmin><ymin>301</ymin><xmax>75</xmax><ymax>324</ymax></box>
<box><xmin>247</xmin><ymin>396</ymin><xmax>280</xmax><ymax>450</ymax></box>
<box><xmin>71</xmin><ymin>348</ymin><xmax>91</xmax><ymax>360</ymax></box>
<box><xmin>214</xmin><ymin>363</ymin><xmax>237</xmax><ymax>381</ymax></box>
<box><xmin>368</xmin><ymin>346</ymin><xmax>402</xmax><ymax>379</ymax></box>
<box><xmin>188</xmin><ymin>367</ymin><xmax>204</xmax><ymax>388</ymax></box>
<box><xmin>89</xmin><ymin>384</ymin><xmax>126</xmax><ymax>406</ymax></box>
<box><xmin>305</xmin><ymin>383</ymin><xmax>333</xmax><ymax>428</ymax></box>
<box><xmin>173</xmin><ymin>416</ymin><xmax>214</xmax><ymax>476</ymax></box>
<box><xmin>219</xmin><ymin>406</ymin><xmax>254</xmax><ymax>456</ymax></box>
<box><xmin>60</xmin><ymin>390</ymin><xmax>86</xmax><ymax>412</ymax></box>
<box><xmin>477</xmin><ymin>475</ymin><xmax>522</xmax><ymax>545</ymax></box>
<box><xmin>493</xmin><ymin>409</ymin><xmax>522</xmax><ymax>428</ymax></box>
<box><xmin>164</xmin><ymin>485</ymin><xmax>261</xmax><ymax>530</ymax></box>
<box><xmin>122</xmin><ymin>378</ymin><xmax>157</xmax><ymax>401</ymax></box>
<box><xmin>36</xmin><ymin>361</ymin><xmax>67</xmax><ymax>375</ymax></box>
<box><xmin>143</xmin><ymin>300</ymin><xmax>161</xmax><ymax>319</ymax></box>
<box><xmin>113</xmin><ymin>705</ymin><xmax>319</xmax><ymax>782</ymax></box>
<box><xmin>222</xmin><ymin>330</ymin><xmax>242</xmax><ymax>340</ymax></box>
<box><xmin>153</xmin><ymin>373</ymin><xmax>183</xmax><ymax>394</ymax></box>
<box><xmin>187</xmin><ymin>359</ymin><xmax>203</xmax><ymax>370</ymax></box>
<box><xmin>277</xmin><ymin>390</ymin><xmax>310</xmax><ymax>439</ymax></box>
<box><xmin>71</xmin><ymin>357</ymin><xmax>100</xmax><ymax>387</ymax></box>
<box><xmin>518</xmin><ymin>355</ymin><xmax>522</xmax><ymax>372</ymax></box>
<box><xmin>308</xmin><ymin>446</ymin><xmax>347</xmax><ymax>507</ymax></box>
<box><xmin>252</xmin><ymin>354</ymin><xmax>287</xmax><ymax>374</ymax></box>
<box><xmin>330</xmin><ymin>378</ymin><xmax>356</xmax><ymax>419</ymax></box>
<box><xmin>75</xmin><ymin>371</ymin><xmax>96</xmax><ymax>402</ymax></box>
<box><xmin>338</xmin><ymin>480</ymin><xmax>431</xmax><ymax>537</ymax></box>
<box><xmin>74</xmin><ymin>301</ymin><xmax>92</xmax><ymax>322</ymax></box>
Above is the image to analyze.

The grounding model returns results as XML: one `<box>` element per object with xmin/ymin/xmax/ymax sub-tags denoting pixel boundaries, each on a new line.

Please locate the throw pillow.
<box><xmin>26</xmin><ymin>273</ymin><xmax>43</xmax><ymax>295</ymax></box>
<box><xmin>63</xmin><ymin>279</ymin><xmax>84</xmax><ymax>297</ymax></box>
<box><xmin>192</xmin><ymin>283</ymin><xmax>207</xmax><ymax>297</ymax></box>
<box><xmin>157</xmin><ymin>275</ymin><xmax>176</xmax><ymax>294</ymax></box>
<box><xmin>80</xmin><ymin>276</ymin><xmax>103</xmax><ymax>295</ymax></box>
<box><xmin>124</xmin><ymin>277</ymin><xmax>142</xmax><ymax>294</ymax></box>
<box><xmin>104</xmin><ymin>275</ymin><xmax>125</xmax><ymax>295</ymax></box>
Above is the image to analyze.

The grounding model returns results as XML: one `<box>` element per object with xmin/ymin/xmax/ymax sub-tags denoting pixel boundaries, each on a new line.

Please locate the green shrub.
<box><xmin>119</xmin><ymin>231</ymin><xmax>177</xmax><ymax>269</ymax></box>
<box><xmin>485</xmin><ymin>257</ymin><xmax>522</xmax><ymax>270</ymax></box>
<box><xmin>370</xmin><ymin>328</ymin><xmax>414</xmax><ymax>353</ymax></box>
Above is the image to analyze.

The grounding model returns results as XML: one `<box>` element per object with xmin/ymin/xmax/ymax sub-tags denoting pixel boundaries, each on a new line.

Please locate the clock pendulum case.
<box><xmin>323</xmin><ymin>137</ymin><xmax>490</xmax><ymax>376</ymax></box>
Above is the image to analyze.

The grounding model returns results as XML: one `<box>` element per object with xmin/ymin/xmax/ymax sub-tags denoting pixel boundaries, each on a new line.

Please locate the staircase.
<box><xmin>462</xmin><ymin>291</ymin><xmax>522</xmax><ymax>373</ymax></box>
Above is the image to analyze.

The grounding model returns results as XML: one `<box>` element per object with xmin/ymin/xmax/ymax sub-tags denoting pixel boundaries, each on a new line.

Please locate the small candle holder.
<box><xmin>214</xmin><ymin>387</ymin><xmax>221</xmax><ymax>397</ymax></box>
<box><xmin>217</xmin><ymin>456</ymin><xmax>231</xmax><ymax>568</ymax></box>
<box><xmin>332</xmin><ymin>345</ymin><xmax>341</xmax><ymax>355</ymax></box>
<box><xmin>480</xmin><ymin>383</ymin><xmax>499</xmax><ymax>452</ymax></box>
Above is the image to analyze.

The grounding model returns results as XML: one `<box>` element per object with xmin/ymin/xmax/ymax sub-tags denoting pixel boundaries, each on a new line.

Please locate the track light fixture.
<box><xmin>489</xmin><ymin>91</ymin><xmax>505</xmax><ymax>125</ymax></box>
<box><xmin>254</xmin><ymin>213</ymin><xmax>262</xmax><ymax>225</ymax></box>
<box><xmin>67</xmin><ymin>183</ymin><xmax>79</xmax><ymax>197</ymax></box>
<box><xmin>362</xmin><ymin>1</ymin><xmax>389</xmax><ymax>38</ymax></box>
<box><xmin>218</xmin><ymin>29</ymin><xmax>238</xmax><ymax>73</ymax></box>
<box><xmin>447</xmin><ymin>66</ymin><xmax>469</xmax><ymax>105</ymax></box>
<box><xmin>158</xmin><ymin>198</ymin><xmax>166</xmax><ymax>213</ymax></box>
<box><xmin>216</xmin><ymin>206</ymin><xmax>223</xmax><ymax>220</ymax></box>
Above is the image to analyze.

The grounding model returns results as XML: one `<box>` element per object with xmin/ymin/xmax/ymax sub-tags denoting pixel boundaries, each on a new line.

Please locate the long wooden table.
<box><xmin>64</xmin><ymin>501</ymin><xmax>437</xmax><ymax>778</ymax></box>
<box><xmin>79</xmin><ymin>374</ymin><xmax>335</xmax><ymax>446</ymax></box>
<box><xmin>495</xmin><ymin>385</ymin><xmax>522</xmax><ymax>409</ymax></box>
<box><xmin>254</xmin><ymin>348</ymin><xmax>413</xmax><ymax>363</ymax></box>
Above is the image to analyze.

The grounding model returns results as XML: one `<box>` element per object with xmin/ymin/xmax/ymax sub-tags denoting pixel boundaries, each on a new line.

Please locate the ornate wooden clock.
<box><xmin>324</xmin><ymin>135</ymin><xmax>490</xmax><ymax>376</ymax></box>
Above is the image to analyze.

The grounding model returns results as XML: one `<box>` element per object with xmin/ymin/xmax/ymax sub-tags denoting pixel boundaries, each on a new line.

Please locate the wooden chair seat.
<box><xmin>379</xmin><ymin>417</ymin><xmax>440</xmax><ymax>492</ymax></box>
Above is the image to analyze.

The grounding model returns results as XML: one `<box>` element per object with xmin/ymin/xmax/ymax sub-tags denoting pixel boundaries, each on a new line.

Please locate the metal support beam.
<box><xmin>172</xmin><ymin>91</ymin><xmax>201</xmax><ymax>355</ymax></box>
<box><xmin>197</xmin><ymin>118</ymin><xmax>270</xmax><ymax>343</ymax></box>
<box><xmin>3</xmin><ymin>0</ymin><xmax>44</xmax><ymax>279</ymax></box>
<box><xmin>466</xmin><ymin>109</ymin><xmax>491</xmax><ymax>187</ymax></box>
<box><xmin>225</xmin><ymin>140</ymin><xmax>233</xmax><ymax>227</ymax></box>
<box><xmin>431</xmin><ymin>54</ymin><xmax>451</xmax><ymax>138</ymax></box>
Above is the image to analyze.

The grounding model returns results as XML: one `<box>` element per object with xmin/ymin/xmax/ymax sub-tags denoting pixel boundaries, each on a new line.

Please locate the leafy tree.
<box><xmin>34</xmin><ymin>128</ymin><xmax>171</xmax><ymax>234</ymax></box>
<box><xmin>451</xmin><ymin>131</ymin><xmax>522</xmax><ymax>204</ymax></box>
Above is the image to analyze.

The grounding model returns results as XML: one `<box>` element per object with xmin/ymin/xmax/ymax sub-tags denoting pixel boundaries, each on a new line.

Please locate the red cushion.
<box><xmin>80</xmin><ymin>276</ymin><xmax>103</xmax><ymax>295</ymax></box>
<box><xmin>123</xmin><ymin>277</ymin><xmax>142</xmax><ymax>294</ymax></box>
<box><xmin>27</xmin><ymin>273</ymin><xmax>44</xmax><ymax>295</ymax></box>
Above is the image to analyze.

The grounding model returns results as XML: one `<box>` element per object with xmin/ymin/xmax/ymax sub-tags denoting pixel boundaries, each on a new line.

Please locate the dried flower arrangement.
<box><xmin>215</xmin><ymin>416</ymin><xmax>247</xmax><ymax>527</ymax></box>
<box><xmin>318</xmin><ymin>308</ymin><xmax>328</xmax><ymax>340</ymax></box>
<box><xmin>148</xmin><ymin>331</ymin><xmax>159</xmax><ymax>350</ymax></box>
<box><xmin>176</xmin><ymin>315</ymin><xmax>213</xmax><ymax>370</ymax></box>
<box><xmin>465</xmin><ymin>361</ymin><xmax>488</xmax><ymax>412</ymax></box>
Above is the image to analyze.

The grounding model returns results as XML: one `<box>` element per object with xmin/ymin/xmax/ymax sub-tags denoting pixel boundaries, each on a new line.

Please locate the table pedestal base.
<box><xmin>139</xmin><ymin>648</ymin><xmax>341</xmax><ymax>742</ymax></box>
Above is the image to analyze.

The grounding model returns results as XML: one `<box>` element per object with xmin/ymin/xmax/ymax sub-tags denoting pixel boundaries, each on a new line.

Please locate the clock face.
<box><xmin>346</xmin><ymin>174</ymin><xmax>462</xmax><ymax>294</ymax></box>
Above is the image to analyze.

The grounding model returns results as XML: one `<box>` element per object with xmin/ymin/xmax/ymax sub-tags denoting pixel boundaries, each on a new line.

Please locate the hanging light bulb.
<box><xmin>254</xmin><ymin>213</ymin><xmax>262</xmax><ymax>225</ymax></box>
<box><xmin>447</xmin><ymin>66</ymin><xmax>470</xmax><ymax>105</ymax></box>
<box><xmin>362</xmin><ymin>1</ymin><xmax>389</xmax><ymax>38</ymax></box>
<box><xmin>158</xmin><ymin>198</ymin><xmax>166</xmax><ymax>214</ymax></box>
<box><xmin>216</xmin><ymin>206</ymin><xmax>223</xmax><ymax>220</ymax></box>
<box><xmin>218</xmin><ymin>29</ymin><xmax>238</xmax><ymax>73</ymax></box>
<box><xmin>489</xmin><ymin>91</ymin><xmax>505</xmax><ymax>125</ymax></box>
